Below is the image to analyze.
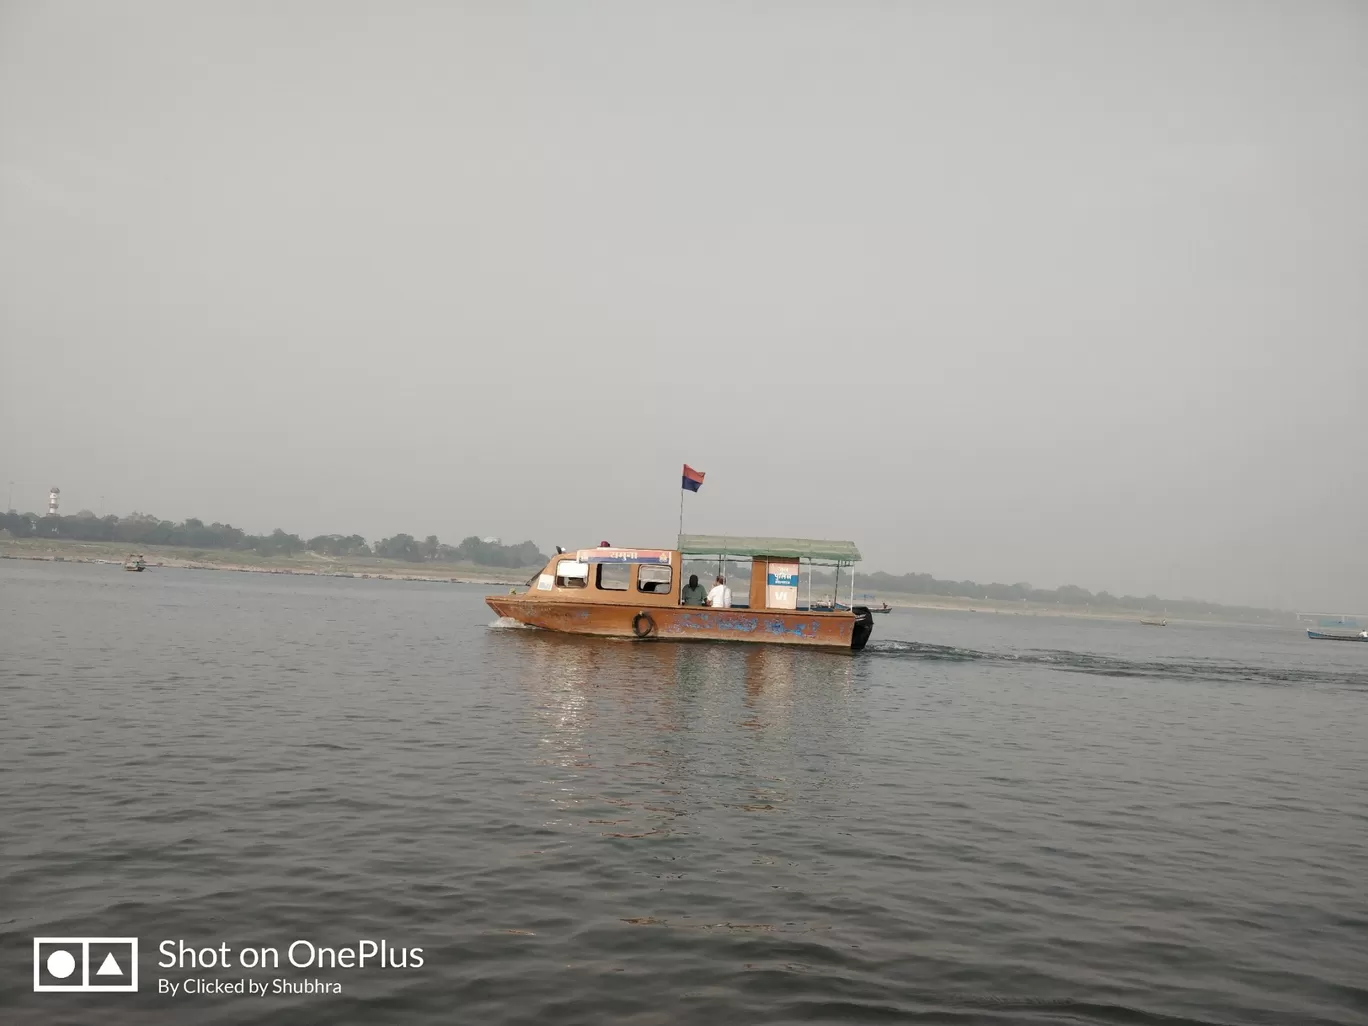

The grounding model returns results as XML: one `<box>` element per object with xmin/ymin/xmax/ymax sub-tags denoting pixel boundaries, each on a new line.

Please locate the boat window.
<box><xmin>555</xmin><ymin>560</ymin><xmax>589</xmax><ymax>588</ymax></box>
<box><xmin>596</xmin><ymin>563</ymin><xmax>631</xmax><ymax>591</ymax></box>
<box><xmin>638</xmin><ymin>564</ymin><xmax>673</xmax><ymax>594</ymax></box>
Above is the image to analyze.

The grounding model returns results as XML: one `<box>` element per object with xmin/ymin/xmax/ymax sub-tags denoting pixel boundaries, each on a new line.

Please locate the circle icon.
<box><xmin>47</xmin><ymin>950</ymin><xmax>76</xmax><ymax>979</ymax></box>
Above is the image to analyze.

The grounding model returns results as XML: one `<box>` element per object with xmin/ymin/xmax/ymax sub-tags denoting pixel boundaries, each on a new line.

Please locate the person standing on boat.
<box><xmin>681</xmin><ymin>574</ymin><xmax>708</xmax><ymax>606</ymax></box>
<box><xmin>707</xmin><ymin>575</ymin><xmax>732</xmax><ymax>608</ymax></box>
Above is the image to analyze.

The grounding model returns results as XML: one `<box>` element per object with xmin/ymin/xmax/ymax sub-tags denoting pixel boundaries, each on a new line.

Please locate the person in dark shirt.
<box><xmin>681</xmin><ymin>574</ymin><xmax>707</xmax><ymax>606</ymax></box>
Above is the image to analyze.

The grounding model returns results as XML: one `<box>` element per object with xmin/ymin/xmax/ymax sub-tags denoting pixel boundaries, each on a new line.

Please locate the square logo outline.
<box><xmin>33</xmin><ymin>937</ymin><xmax>138</xmax><ymax>992</ymax></box>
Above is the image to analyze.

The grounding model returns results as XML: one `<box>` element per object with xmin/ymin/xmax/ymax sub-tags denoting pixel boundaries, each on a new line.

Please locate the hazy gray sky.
<box><xmin>2</xmin><ymin>2</ymin><xmax>1365</xmax><ymax>609</ymax></box>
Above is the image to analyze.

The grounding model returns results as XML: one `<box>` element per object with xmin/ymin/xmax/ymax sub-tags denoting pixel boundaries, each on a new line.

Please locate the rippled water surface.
<box><xmin>2</xmin><ymin>560</ymin><xmax>1366</xmax><ymax>1025</ymax></box>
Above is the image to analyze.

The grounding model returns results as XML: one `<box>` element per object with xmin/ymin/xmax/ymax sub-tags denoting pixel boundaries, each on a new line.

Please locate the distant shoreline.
<box><xmin>861</xmin><ymin>595</ymin><xmax>1281</xmax><ymax>628</ymax></box>
<box><xmin>1</xmin><ymin>538</ymin><xmax>1292</xmax><ymax>627</ymax></box>
<box><xmin>5</xmin><ymin>509</ymin><xmax>1301</xmax><ymax>625</ymax></box>
<box><xmin>0</xmin><ymin>538</ymin><xmax>529</xmax><ymax>587</ymax></box>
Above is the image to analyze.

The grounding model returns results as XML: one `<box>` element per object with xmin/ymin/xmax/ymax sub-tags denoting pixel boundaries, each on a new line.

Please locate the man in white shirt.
<box><xmin>707</xmin><ymin>575</ymin><xmax>732</xmax><ymax>608</ymax></box>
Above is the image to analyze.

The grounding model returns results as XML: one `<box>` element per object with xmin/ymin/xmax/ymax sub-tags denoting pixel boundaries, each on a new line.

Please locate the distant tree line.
<box><xmin>0</xmin><ymin>510</ymin><xmax>547</xmax><ymax>568</ymax></box>
<box><xmin>367</xmin><ymin>533</ymin><xmax>544</xmax><ymax>567</ymax></box>
<box><xmin>0</xmin><ymin>509</ymin><xmax>1285</xmax><ymax>617</ymax></box>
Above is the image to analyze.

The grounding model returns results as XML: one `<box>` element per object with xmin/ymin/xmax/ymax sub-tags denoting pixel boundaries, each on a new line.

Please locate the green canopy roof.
<box><xmin>677</xmin><ymin>534</ymin><xmax>861</xmax><ymax>563</ymax></box>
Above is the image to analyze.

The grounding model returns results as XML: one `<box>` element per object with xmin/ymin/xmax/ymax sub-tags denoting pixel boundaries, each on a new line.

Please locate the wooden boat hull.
<box><xmin>487</xmin><ymin>596</ymin><xmax>859</xmax><ymax>652</ymax></box>
<box><xmin>1307</xmin><ymin>630</ymin><xmax>1368</xmax><ymax>642</ymax></box>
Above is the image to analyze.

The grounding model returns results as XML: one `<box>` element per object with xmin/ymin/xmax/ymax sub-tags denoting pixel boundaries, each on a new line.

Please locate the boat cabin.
<box><xmin>531</xmin><ymin>535</ymin><xmax>865</xmax><ymax>614</ymax></box>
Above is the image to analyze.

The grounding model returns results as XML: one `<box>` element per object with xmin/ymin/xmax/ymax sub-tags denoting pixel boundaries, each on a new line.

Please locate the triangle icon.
<box><xmin>96</xmin><ymin>952</ymin><xmax>123</xmax><ymax>976</ymax></box>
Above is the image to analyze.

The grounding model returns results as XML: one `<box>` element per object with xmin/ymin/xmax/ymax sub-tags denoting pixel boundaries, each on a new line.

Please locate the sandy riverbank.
<box><xmin>0</xmin><ymin>538</ymin><xmax>531</xmax><ymax>586</ymax></box>
<box><xmin>857</xmin><ymin>593</ymin><xmax>1298</xmax><ymax>628</ymax></box>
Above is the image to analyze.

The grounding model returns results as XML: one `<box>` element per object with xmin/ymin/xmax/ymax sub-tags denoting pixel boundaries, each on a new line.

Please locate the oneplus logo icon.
<box><xmin>34</xmin><ymin>937</ymin><xmax>138</xmax><ymax>992</ymax></box>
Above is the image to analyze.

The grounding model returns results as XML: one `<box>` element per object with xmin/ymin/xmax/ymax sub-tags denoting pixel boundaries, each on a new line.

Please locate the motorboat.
<box><xmin>486</xmin><ymin>535</ymin><xmax>875</xmax><ymax>652</ymax></box>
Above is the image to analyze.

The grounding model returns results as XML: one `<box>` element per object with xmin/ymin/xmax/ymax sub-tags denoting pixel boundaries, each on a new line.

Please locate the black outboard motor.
<box><xmin>851</xmin><ymin>605</ymin><xmax>875</xmax><ymax>651</ymax></box>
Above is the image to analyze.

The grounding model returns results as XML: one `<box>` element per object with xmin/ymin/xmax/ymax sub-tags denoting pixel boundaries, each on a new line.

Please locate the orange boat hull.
<box><xmin>486</xmin><ymin>595</ymin><xmax>856</xmax><ymax>652</ymax></box>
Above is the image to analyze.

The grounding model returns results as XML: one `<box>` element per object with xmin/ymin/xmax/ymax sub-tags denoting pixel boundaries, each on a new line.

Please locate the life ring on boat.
<box><xmin>632</xmin><ymin>612</ymin><xmax>656</xmax><ymax>638</ymax></box>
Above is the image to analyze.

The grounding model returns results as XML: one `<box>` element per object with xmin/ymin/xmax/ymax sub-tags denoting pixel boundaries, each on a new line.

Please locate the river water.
<box><xmin>2</xmin><ymin>560</ymin><xmax>1365</xmax><ymax>1025</ymax></box>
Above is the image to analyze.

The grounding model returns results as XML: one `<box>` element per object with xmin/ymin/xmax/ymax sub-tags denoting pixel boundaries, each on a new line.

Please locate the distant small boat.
<box><xmin>808</xmin><ymin>599</ymin><xmax>852</xmax><ymax>612</ymax></box>
<box><xmin>1307</xmin><ymin>629</ymin><xmax>1368</xmax><ymax>642</ymax></box>
<box><xmin>871</xmin><ymin>602</ymin><xmax>892</xmax><ymax>614</ymax></box>
<box><xmin>1141</xmin><ymin>618</ymin><xmax>1167</xmax><ymax>627</ymax></box>
<box><xmin>123</xmin><ymin>554</ymin><xmax>146</xmax><ymax>572</ymax></box>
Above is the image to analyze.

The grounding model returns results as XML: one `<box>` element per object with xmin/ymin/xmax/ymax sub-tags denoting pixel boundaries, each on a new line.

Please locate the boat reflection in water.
<box><xmin>496</xmin><ymin>628</ymin><xmax>859</xmax><ymax>843</ymax></box>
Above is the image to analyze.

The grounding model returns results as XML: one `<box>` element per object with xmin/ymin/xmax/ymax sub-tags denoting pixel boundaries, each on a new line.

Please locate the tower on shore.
<box><xmin>48</xmin><ymin>487</ymin><xmax>60</xmax><ymax>517</ymax></box>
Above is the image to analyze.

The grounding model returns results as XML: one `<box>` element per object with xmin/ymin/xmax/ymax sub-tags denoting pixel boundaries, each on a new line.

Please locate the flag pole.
<box><xmin>678</xmin><ymin>486</ymin><xmax>684</xmax><ymax>544</ymax></box>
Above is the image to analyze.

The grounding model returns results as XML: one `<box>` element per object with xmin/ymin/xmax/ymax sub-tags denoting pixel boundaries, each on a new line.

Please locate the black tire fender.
<box><xmin>632</xmin><ymin>612</ymin><xmax>656</xmax><ymax>638</ymax></box>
